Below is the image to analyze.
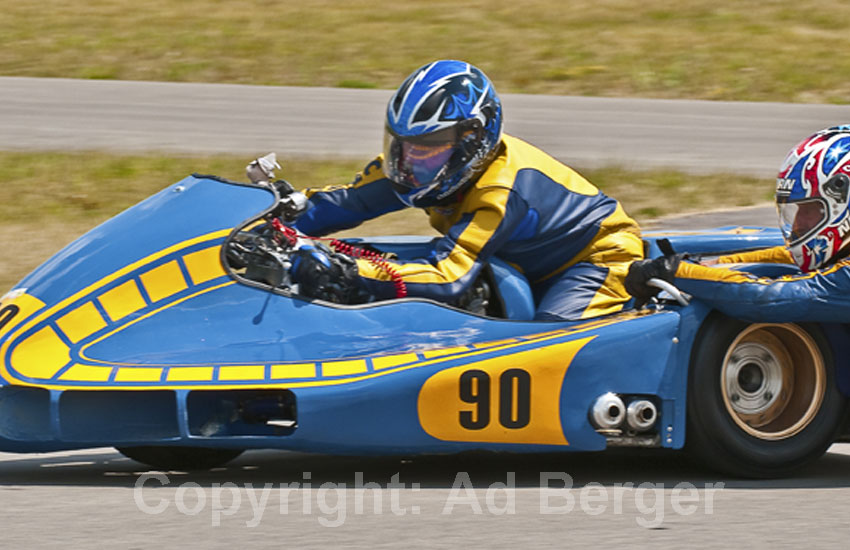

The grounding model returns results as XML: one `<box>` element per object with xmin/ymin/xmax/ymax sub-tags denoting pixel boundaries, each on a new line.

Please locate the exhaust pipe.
<box><xmin>626</xmin><ymin>400</ymin><xmax>658</xmax><ymax>432</ymax></box>
<box><xmin>591</xmin><ymin>393</ymin><xmax>626</xmax><ymax>430</ymax></box>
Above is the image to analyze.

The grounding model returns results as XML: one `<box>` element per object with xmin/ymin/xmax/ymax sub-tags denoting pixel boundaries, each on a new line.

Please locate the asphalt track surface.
<box><xmin>1</xmin><ymin>445</ymin><xmax>849</xmax><ymax>548</ymax></box>
<box><xmin>1</xmin><ymin>78</ymin><xmax>849</xmax><ymax>547</ymax></box>
<box><xmin>3</xmin><ymin>76</ymin><xmax>850</xmax><ymax>176</ymax></box>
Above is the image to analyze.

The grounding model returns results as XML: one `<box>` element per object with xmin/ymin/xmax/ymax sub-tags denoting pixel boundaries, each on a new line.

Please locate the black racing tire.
<box><xmin>686</xmin><ymin>313</ymin><xmax>848</xmax><ymax>478</ymax></box>
<box><xmin>116</xmin><ymin>446</ymin><xmax>244</xmax><ymax>471</ymax></box>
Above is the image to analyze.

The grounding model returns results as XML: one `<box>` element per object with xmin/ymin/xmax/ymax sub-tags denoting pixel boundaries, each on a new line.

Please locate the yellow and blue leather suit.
<box><xmin>673</xmin><ymin>246</ymin><xmax>850</xmax><ymax>322</ymax></box>
<box><xmin>294</xmin><ymin>135</ymin><xmax>643</xmax><ymax>320</ymax></box>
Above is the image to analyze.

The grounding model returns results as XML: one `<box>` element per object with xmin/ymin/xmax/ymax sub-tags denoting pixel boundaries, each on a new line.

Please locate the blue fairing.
<box><xmin>1</xmin><ymin>174</ymin><xmax>841</xmax><ymax>457</ymax></box>
<box><xmin>270</xmin><ymin>310</ymin><xmax>683</xmax><ymax>455</ymax></box>
<box><xmin>85</xmin><ymin>283</ymin><xmax>560</xmax><ymax>366</ymax></box>
<box><xmin>644</xmin><ymin>226</ymin><xmax>784</xmax><ymax>257</ymax></box>
<box><xmin>16</xmin><ymin>176</ymin><xmax>276</xmax><ymax>305</ymax></box>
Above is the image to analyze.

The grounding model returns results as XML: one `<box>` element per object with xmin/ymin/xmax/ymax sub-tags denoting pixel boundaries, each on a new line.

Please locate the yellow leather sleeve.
<box><xmin>715</xmin><ymin>245</ymin><xmax>794</xmax><ymax>264</ymax></box>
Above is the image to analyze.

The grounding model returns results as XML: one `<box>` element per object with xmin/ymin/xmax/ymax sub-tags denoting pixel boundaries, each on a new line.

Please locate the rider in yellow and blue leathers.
<box><xmin>294</xmin><ymin>60</ymin><xmax>643</xmax><ymax>320</ymax></box>
<box><xmin>625</xmin><ymin>125</ymin><xmax>850</xmax><ymax>323</ymax></box>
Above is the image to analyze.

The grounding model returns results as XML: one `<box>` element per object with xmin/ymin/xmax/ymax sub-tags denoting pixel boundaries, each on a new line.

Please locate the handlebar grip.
<box><xmin>646</xmin><ymin>278</ymin><xmax>690</xmax><ymax>306</ymax></box>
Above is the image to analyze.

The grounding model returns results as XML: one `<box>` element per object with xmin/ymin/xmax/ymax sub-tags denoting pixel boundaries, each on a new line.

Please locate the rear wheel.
<box><xmin>687</xmin><ymin>315</ymin><xmax>847</xmax><ymax>478</ymax></box>
<box><xmin>117</xmin><ymin>446</ymin><xmax>244</xmax><ymax>470</ymax></box>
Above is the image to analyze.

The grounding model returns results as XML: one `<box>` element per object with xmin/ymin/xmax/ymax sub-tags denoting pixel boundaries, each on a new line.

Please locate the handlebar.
<box><xmin>646</xmin><ymin>278</ymin><xmax>690</xmax><ymax>307</ymax></box>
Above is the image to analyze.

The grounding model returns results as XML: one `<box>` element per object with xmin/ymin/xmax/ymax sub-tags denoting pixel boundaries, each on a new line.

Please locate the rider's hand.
<box><xmin>277</xmin><ymin>190</ymin><xmax>308</xmax><ymax>222</ymax></box>
<box><xmin>290</xmin><ymin>245</ymin><xmax>361</xmax><ymax>304</ymax></box>
<box><xmin>624</xmin><ymin>254</ymin><xmax>684</xmax><ymax>307</ymax></box>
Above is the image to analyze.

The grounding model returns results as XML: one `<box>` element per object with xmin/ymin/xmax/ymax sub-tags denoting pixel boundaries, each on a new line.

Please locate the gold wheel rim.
<box><xmin>720</xmin><ymin>323</ymin><xmax>825</xmax><ymax>441</ymax></box>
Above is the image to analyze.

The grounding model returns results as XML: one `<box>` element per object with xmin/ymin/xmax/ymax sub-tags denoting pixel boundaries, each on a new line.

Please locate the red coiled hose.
<box><xmin>327</xmin><ymin>238</ymin><xmax>407</xmax><ymax>299</ymax></box>
<box><xmin>270</xmin><ymin>219</ymin><xmax>407</xmax><ymax>299</ymax></box>
<box><xmin>270</xmin><ymin>218</ymin><xmax>298</xmax><ymax>246</ymax></box>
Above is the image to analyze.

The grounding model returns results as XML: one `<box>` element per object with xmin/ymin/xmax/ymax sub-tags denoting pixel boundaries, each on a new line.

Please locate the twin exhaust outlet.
<box><xmin>591</xmin><ymin>392</ymin><xmax>658</xmax><ymax>432</ymax></box>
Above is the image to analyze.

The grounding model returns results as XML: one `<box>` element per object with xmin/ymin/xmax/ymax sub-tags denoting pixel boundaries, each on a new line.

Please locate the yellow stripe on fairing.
<box><xmin>372</xmin><ymin>353</ymin><xmax>419</xmax><ymax>370</ymax></box>
<box><xmin>10</xmin><ymin>325</ymin><xmax>70</xmax><ymax>379</ymax></box>
<box><xmin>183</xmin><ymin>245</ymin><xmax>227</xmax><ymax>285</ymax></box>
<box><xmin>472</xmin><ymin>338</ymin><xmax>519</xmax><ymax>349</ymax></box>
<box><xmin>422</xmin><ymin>346</ymin><xmax>470</xmax><ymax>358</ymax></box>
<box><xmin>11</xmin><ymin>310</ymin><xmax>637</xmax><ymax>390</ymax></box>
<box><xmin>322</xmin><ymin>359</ymin><xmax>369</xmax><ymax>376</ymax></box>
<box><xmin>59</xmin><ymin>364</ymin><xmax>113</xmax><ymax>382</ymax></box>
<box><xmin>98</xmin><ymin>280</ymin><xmax>147</xmax><ymax>322</ymax></box>
<box><xmin>271</xmin><ymin>363</ymin><xmax>317</xmax><ymax>379</ymax></box>
<box><xmin>115</xmin><ymin>367</ymin><xmax>163</xmax><ymax>382</ymax></box>
<box><xmin>140</xmin><ymin>260</ymin><xmax>188</xmax><ymax>303</ymax></box>
<box><xmin>0</xmin><ymin>230</ymin><xmax>231</xmax><ymax>384</ymax></box>
<box><xmin>56</xmin><ymin>301</ymin><xmax>107</xmax><ymax>344</ymax></box>
<box><xmin>167</xmin><ymin>367</ymin><xmax>214</xmax><ymax>382</ymax></box>
<box><xmin>218</xmin><ymin>365</ymin><xmax>266</xmax><ymax>381</ymax></box>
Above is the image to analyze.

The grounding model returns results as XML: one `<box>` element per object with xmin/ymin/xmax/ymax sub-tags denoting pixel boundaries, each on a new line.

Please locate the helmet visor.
<box><xmin>778</xmin><ymin>198</ymin><xmax>828</xmax><ymax>245</ymax></box>
<box><xmin>383</xmin><ymin>125</ymin><xmax>467</xmax><ymax>190</ymax></box>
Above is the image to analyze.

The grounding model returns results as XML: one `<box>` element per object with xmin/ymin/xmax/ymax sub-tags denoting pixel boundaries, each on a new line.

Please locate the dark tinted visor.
<box><xmin>383</xmin><ymin>124</ymin><xmax>472</xmax><ymax>190</ymax></box>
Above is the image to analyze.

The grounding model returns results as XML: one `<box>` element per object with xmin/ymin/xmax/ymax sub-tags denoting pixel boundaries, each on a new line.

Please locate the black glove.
<box><xmin>624</xmin><ymin>254</ymin><xmax>684</xmax><ymax>308</ymax></box>
<box><xmin>290</xmin><ymin>244</ymin><xmax>363</xmax><ymax>304</ymax></box>
<box><xmin>266</xmin><ymin>180</ymin><xmax>308</xmax><ymax>223</ymax></box>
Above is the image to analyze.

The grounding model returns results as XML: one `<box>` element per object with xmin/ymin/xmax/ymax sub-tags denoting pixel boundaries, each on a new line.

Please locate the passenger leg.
<box><xmin>534</xmin><ymin>261</ymin><xmax>633</xmax><ymax>321</ymax></box>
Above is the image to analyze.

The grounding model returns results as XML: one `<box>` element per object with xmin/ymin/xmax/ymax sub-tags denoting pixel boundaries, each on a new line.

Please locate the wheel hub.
<box><xmin>720</xmin><ymin>323</ymin><xmax>826</xmax><ymax>440</ymax></box>
<box><xmin>725</xmin><ymin>343</ymin><xmax>786</xmax><ymax>423</ymax></box>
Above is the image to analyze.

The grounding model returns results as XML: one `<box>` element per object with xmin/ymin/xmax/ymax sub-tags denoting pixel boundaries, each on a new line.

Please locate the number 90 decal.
<box><xmin>417</xmin><ymin>337</ymin><xmax>593</xmax><ymax>445</ymax></box>
<box><xmin>0</xmin><ymin>305</ymin><xmax>20</xmax><ymax>333</ymax></box>
<box><xmin>0</xmin><ymin>292</ymin><xmax>45</xmax><ymax>350</ymax></box>
<box><xmin>459</xmin><ymin>368</ymin><xmax>530</xmax><ymax>430</ymax></box>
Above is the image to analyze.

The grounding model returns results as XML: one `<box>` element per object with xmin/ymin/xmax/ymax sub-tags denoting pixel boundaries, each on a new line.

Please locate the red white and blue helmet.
<box><xmin>383</xmin><ymin>60</ymin><xmax>503</xmax><ymax>207</ymax></box>
<box><xmin>776</xmin><ymin>125</ymin><xmax>850</xmax><ymax>271</ymax></box>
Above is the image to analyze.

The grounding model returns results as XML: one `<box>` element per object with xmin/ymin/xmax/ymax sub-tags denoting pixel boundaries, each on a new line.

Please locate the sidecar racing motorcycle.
<box><xmin>0</xmin><ymin>175</ymin><xmax>847</xmax><ymax>477</ymax></box>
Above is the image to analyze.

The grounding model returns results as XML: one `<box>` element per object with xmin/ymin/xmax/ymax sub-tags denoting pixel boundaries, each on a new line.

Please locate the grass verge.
<box><xmin>1</xmin><ymin>0</ymin><xmax>849</xmax><ymax>103</ymax></box>
<box><xmin>0</xmin><ymin>151</ymin><xmax>773</xmax><ymax>291</ymax></box>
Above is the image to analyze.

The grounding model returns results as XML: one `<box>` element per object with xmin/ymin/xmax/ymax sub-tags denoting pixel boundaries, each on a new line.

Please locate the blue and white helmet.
<box><xmin>383</xmin><ymin>60</ymin><xmax>503</xmax><ymax>207</ymax></box>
